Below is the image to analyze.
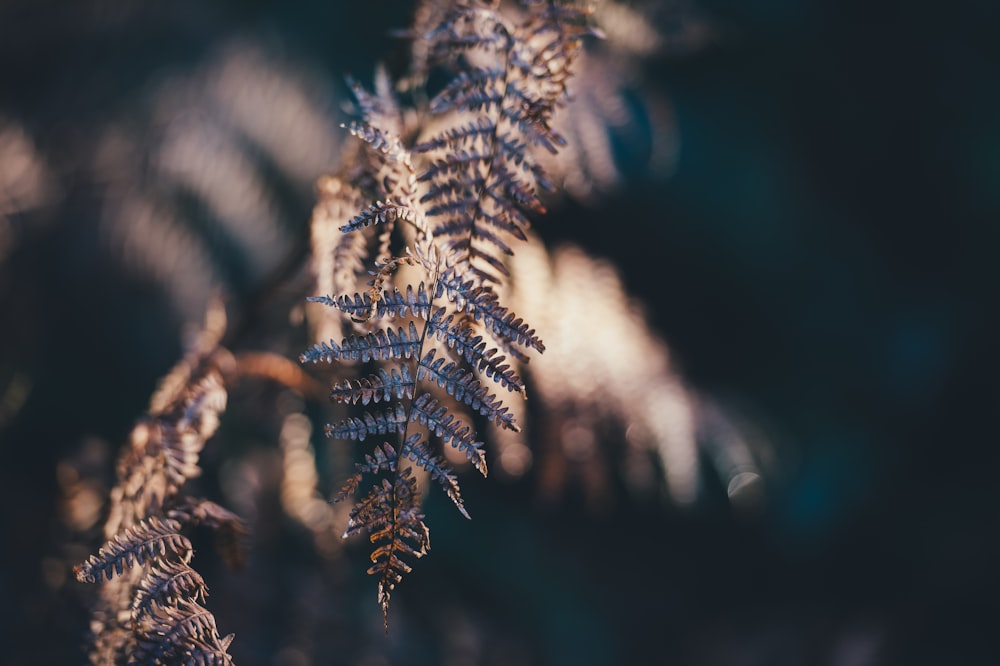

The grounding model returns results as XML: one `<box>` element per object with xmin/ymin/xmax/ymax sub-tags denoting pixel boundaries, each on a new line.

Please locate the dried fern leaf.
<box><xmin>131</xmin><ymin>560</ymin><xmax>209</xmax><ymax>622</ymax></box>
<box><xmin>340</xmin><ymin>200</ymin><xmax>416</xmax><ymax>233</ymax></box>
<box><xmin>426</xmin><ymin>309</ymin><xmax>524</xmax><ymax>393</ymax></box>
<box><xmin>342</xmin><ymin>470</ymin><xmax>430</xmax><ymax>631</ymax></box>
<box><xmin>310</xmin><ymin>281</ymin><xmax>434</xmax><ymax>321</ymax></box>
<box><xmin>426</xmin><ymin>5</ymin><xmax>513</xmax><ymax>57</ymax></box>
<box><xmin>409</xmin><ymin>393</ymin><xmax>487</xmax><ymax>476</ymax></box>
<box><xmin>429</xmin><ymin>67</ymin><xmax>506</xmax><ymax>113</ymax></box>
<box><xmin>132</xmin><ymin>599</ymin><xmax>234</xmax><ymax>666</ymax></box>
<box><xmin>300</xmin><ymin>321</ymin><xmax>422</xmax><ymax>364</ymax></box>
<box><xmin>332</xmin><ymin>442</ymin><xmax>400</xmax><ymax>504</ymax></box>
<box><xmin>324</xmin><ymin>403</ymin><xmax>409</xmax><ymax>441</ymax></box>
<box><xmin>342</xmin><ymin>121</ymin><xmax>409</xmax><ymax>162</ymax></box>
<box><xmin>299</xmin><ymin>0</ymin><xmax>594</xmax><ymax>631</ymax></box>
<box><xmin>74</xmin><ymin>517</ymin><xmax>191</xmax><ymax>584</ymax></box>
<box><xmin>330</xmin><ymin>365</ymin><xmax>416</xmax><ymax>405</ymax></box>
<box><xmin>417</xmin><ymin>348</ymin><xmax>518</xmax><ymax>431</ymax></box>
<box><xmin>346</xmin><ymin>69</ymin><xmax>401</xmax><ymax>135</ymax></box>
<box><xmin>436</xmin><ymin>268</ymin><xmax>544</xmax><ymax>352</ymax></box>
<box><xmin>401</xmin><ymin>434</ymin><xmax>470</xmax><ymax>519</ymax></box>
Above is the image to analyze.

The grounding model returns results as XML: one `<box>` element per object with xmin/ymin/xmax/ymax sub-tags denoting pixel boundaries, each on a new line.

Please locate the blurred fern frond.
<box><xmin>74</xmin><ymin>305</ymin><xmax>242</xmax><ymax>665</ymax></box>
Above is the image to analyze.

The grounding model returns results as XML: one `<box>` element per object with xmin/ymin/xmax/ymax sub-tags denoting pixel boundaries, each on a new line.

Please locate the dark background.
<box><xmin>1</xmin><ymin>0</ymin><xmax>997</xmax><ymax>663</ymax></box>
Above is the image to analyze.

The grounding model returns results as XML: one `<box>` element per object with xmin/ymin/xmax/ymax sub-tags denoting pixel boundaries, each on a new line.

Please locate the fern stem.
<box><xmin>394</xmin><ymin>252</ymin><xmax>442</xmax><ymax>464</ymax></box>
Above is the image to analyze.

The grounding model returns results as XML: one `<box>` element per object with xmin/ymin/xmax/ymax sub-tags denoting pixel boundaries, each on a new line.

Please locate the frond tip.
<box><xmin>344</xmin><ymin>469</ymin><xmax>430</xmax><ymax>632</ymax></box>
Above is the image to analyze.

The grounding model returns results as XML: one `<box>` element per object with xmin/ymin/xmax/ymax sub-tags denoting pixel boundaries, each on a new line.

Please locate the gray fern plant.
<box><xmin>301</xmin><ymin>0</ymin><xmax>593</xmax><ymax>628</ymax></box>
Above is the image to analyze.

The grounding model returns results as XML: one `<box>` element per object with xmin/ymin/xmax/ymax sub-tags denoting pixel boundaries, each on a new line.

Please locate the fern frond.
<box><xmin>343</xmin><ymin>469</ymin><xmax>430</xmax><ymax>631</ymax></box>
<box><xmin>521</xmin><ymin>1</ymin><xmax>594</xmax><ymax>103</ymax></box>
<box><xmin>427</xmin><ymin>309</ymin><xmax>524</xmax><ymax>393</ymax></box>
<box><xmin>427</xmin><ymin>5</ymin><xmax>512</xmax><ymax>56</ymax></box>
<box><xmin>148</xmin><ymin>366</ymin><xmax>228</xmax><ymax>495</ymax></box>
<box><xmin>74</xmin><ymin>517</ymin><xmax>191</xmax><ymax>584</ymax></box>
<box><xmin>299</xmin><ymin>0</ymin><xmax>592</xmax><ymax>630</ymax></box>
<box><xmin>342</xmin><ymin>478</ymin><xmax>389</xmax><ymax>538</ymax></box>
<box><xmin>500</xmin><ymin>91</ymin><xmax>565</xmax><ymax>153</ymax></box>
<box><xmin>409</xmin><ymin>392</ymin><xmax>487</xmax><ymax>476</ymax></box>
<box><xmin>330</xmin><ymin>365</ymin><xmax>416</xmax><ymax>405</ymax></box>
<box><xmin>342</xmin><ymin>121</ymin><xmax>409</xmax><ymax>162</ymax></box>
<box><xmin>300</xmin><ymin>321</ymin><xmax>422</xmax><ymax>364</ymax></box>
<box><xmin>354</xmin><ymin>254</ymin><xmax>423</xmax><ymax>322</ymax></box>
<box><xmin>401</xmin><ymin>434</ymin><xmax>470</xmax><ymax>519</ymax></box>
<box><xmin>418</xmin><ymin>149</ymin><xmax>492</xmax><ymax>183</ymax></box>
<box><xmin>313</xmin><ymin>254</ymin><xmax>424</xmax><ymax>323</ymax></box>
<box><xmin>310</xmin><ymin>177</ymin><xmax>370</xmax><ymax>342</ymax></box>
<box><xmin>325</xmin><ymin>403</ymin><xmax>409</xmax><ymax>441</ymax></box>
<box><xmin>310</xmin><ymin>282</ymin><xmax>434</xmax><ymax>321</ymax></box>
<box><xmin>417</xmin><ymin>126</ymin><xmax>549</xmax><ymax>189</ymax></box>
<box><xmin>430</xmin><ymin>67</ymin><xmax>506</xmax><ymax>113</ymax></box>
<box><xmin>131</xmin><ymin>560</ymin><xmax>209</xmax><ymax>621</ymax></box>
<box><xmin>340</xmin><ymin>200</ymin><xmax>416</xmax><ymax>234</ymax></box>
<box><xmin>488</xmin><ymin>165</ymin><xmax>545</xmax><ymax>213</ymax></box>
<box><xmin>346</xmin><ymin>69</ymin><xmax>401</xmax><ymax>134</ymax></box>
<box><xmin>411</xmin><ymin>1</ymin><xmax>593</xmax><ymax>284</ymax></box>
<box><xmin>435</xmin><ymin>269</ymin><xmax>544</xmax><ymax>353</ymax></box>
<box><xmin>356</xmin><ymin>442</ymin><xmax>401</xmax><ymax>476</ymax></box>
<box><xmin>417</xmin><ymin>348</ymin><xmax>518</xmax><ymax>431</ymax></box>
<box><xmin>79</xmin><ymin>307</ymin><xmax>235</xmax><ymax>662</ymax></box>
<box><xmin>423</xmin><ymin>194</ymin><xmax>483</xmax><ymax>220</ymax></box>
<box><xmin>332</xmin><ymin>474</ymin><xmax>362</xmax><ymax>507</ymax></box>
<box><xmin>132</xmin><ymin>600</ymin><xmax>235</xmax><ymax>666</ymax></box>
<box><xmin>332</xmin><ymin>442</ymin><xmax>400</xmax><ymax>504</ymax></box>
<box><xmin>304</xmin><ymin>294</ymin><xmax>340</xmax><ymax>309</ymax></box>
<box><xmin>496</xmin><ymin>133</ymin><xmax>555</xmax><ymax>189</ymax></box>
<box><xmin>412</xmin><ymin>118</ymin><xmax>495</xmax><ymax>152</ymax></box>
